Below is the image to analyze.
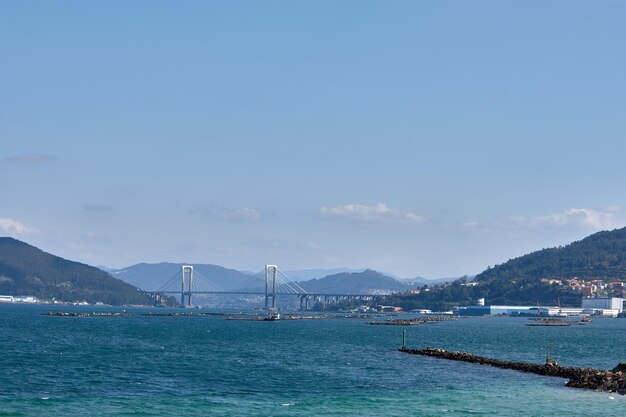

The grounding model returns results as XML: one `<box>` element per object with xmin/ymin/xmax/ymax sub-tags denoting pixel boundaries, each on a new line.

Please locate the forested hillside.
<box><xmin>382</xmin><ymin>228</ymin><xmax>626</xmax><ymax>311</ymax></box>
<box><xmin>0</xmin><ymin>237</ymin><xmax>151</xmax><ymax>305</ymax></box>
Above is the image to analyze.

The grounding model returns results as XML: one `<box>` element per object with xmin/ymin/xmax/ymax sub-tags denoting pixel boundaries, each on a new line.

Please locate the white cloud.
<box><xmin>457</xmin><ymin>207</ymin><xmax>624</xmax><ymax>234</ymax></box>
<box><xmin>531</xmin><ymin>208</ymin><xmax>623</xmax><ymax>230</ymax></box>
<box><xmin>0</xmin><ymin>217</ymin><xmax>37</xmax><ymax>234</ymax></box>
<box><xmin>320</xmin><ymin>203</ymin><xmax>424</xmax><ymax>224</ymax></box>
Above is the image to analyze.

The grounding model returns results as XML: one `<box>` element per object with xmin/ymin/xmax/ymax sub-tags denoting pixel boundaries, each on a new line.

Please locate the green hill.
<box><xmin>300</xmin><ymin>269</ymin><xmax>412</xmax><ymax>294</ymax></box>
<box><xmin>383</xmin><ymin>228</ymin><xmax>626</xmax><ymax>310</ymax></box>
<box><xmin>0</xmin><ymin>237</ymin><xmax>152</xmax><ymax>305</ymax></box>
<box><xmin>467</xmin><ymin>227</ymin><xmax>626</xmax><ymax>306</ymax></box>
<box><xmin>477</xmin><ymin>227</ymin><xmax>626</xmax><ymax>283</ymax></box>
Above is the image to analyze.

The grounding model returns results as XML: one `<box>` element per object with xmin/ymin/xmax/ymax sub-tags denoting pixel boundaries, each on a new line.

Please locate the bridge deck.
<box><xmin>157</xmin><ymin>291</ymin><xmax>384</xmax><ymax>297</ymax></box>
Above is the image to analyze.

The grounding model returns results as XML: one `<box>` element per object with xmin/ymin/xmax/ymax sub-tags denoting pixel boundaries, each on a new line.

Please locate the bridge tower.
<box><xmin>264</xmin><ymin>265</ymin><xmax>278</xmax><ymax>310</ymax></box>
<box><xmin>181</xmin><ymin>265</ymin><xmax>194</xmax><ymax>307</ymax></box>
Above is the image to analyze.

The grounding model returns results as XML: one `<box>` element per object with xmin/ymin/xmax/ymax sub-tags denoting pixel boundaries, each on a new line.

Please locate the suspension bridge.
<box><xmin>149</xmin><ymin>265</ymin><xmax>384</xmax><ymax>310</ymax></box>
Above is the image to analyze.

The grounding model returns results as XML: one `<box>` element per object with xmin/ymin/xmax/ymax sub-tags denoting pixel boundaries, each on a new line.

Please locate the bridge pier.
<box><xmin>264</xmin><ymin>265</ymin><xmax>278</xmax><ymax>310</ymax></box>
<box><xmin>299</xmin><ymin>294</ymin><xmax>310</xmax><ymax>311</ymax></box>
<box><xmin>181</xmin><ymin>265</ymin><xmax>194</xmax><ymax>308</ymax></box>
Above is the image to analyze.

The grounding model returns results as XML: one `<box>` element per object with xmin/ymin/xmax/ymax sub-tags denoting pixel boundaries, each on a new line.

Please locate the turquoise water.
<box><xmin>1</xmin><ymin>305</ymin><xmax>625</xmax><ymax>416</ymax></box>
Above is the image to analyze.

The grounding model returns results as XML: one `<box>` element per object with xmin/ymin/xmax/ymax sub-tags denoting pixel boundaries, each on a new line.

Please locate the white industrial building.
<box><xmin>456</xmin><ymin>297</ymin><xmax>624</xmax><ymax>317</ymax></box>
<box><xmin>582</xmin><ymin>297</ymin><xmax>623</xmax><ymax>314</ymax></box>
<box><xmin>0</xmin><ymin>295</ymin><xmax>40</xmax><ymax>304</ymax></box>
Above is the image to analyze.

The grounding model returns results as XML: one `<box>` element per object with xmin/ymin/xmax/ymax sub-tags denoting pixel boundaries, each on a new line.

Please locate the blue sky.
<box><xmin>2</xmin><ymin>1</ymin><xmax>626</xmax><ymax>278</ymax></box>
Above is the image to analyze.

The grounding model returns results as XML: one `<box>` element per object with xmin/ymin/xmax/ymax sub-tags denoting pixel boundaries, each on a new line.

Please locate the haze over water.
<box><xmin>2</xmin><ymin>304</ymin><xmax>625</xmax><ymax>416</ymax></box>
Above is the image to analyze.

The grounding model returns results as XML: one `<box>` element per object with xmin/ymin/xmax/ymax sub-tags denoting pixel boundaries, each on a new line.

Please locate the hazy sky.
<box><xmin>2</xmin><ymin>1</ymin><xmax>626</xmax><ymax>278</ymax></box>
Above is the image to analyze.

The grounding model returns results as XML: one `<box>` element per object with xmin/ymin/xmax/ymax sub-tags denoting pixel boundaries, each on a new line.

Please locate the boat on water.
<box><xmin>263</xmin><ymin>308</ymin><xmax>281</xmax><ymax>321</ymax></box>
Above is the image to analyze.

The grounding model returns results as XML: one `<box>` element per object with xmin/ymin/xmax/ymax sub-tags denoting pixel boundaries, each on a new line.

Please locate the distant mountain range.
<box><xmin>108</xmin><ymin>263</ymin><xmax>419</xmax><ymax>296</ymax></box>
<box><xmin>0</xmin><ymin>237</ymin><xmax>150</xmax><ymax>305</ymax></box>
<box><xmin>10</xmin><ymin>226</ymin><xmax>625</xmax><ymax>310</ymax></box>
<box><xmin>110</xmin><ymin>262</ymin><xmax>258</xmax><ymax>291</ymax></box>
<box><xmin>0</xmin><ymin>236</ymin><xmax>466</xmax><ymax>308</ymax></box>
<box><xmin>282</xmin><ymin>268</ymin><xmax>366</xmax><ymax>281</ymax></box>
<box><xmin>299</xmin><ymin>270</ymin><xmax>413</xmax><ymax>295</ymax></box>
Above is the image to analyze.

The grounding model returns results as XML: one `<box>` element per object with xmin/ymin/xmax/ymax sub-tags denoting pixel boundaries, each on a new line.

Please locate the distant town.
<box><xmin>540</xmin><ymin>277</ymin><xmax>625</xmax><ymax>298</ymax></box>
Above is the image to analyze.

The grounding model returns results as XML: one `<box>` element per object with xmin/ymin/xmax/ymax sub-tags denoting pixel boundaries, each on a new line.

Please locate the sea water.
<box><xmin>1</xmin><ymin>304</ymin><xmax>625</xmax><ymax>416</ymax></box>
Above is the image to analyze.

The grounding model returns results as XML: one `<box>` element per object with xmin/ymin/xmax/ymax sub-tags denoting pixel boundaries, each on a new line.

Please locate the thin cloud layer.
<box><xmin>220</xmin><ymin>208</ymin><xmax>261</xmax><ymax>221</ymax></box>
<box><xmin>515</xmin><ymin>208</ymin><xmax>622</xmax><ymax>230</ymax></box>
<box><xmin>2</xmin><ymin>153</ymin><xmax>57</xmax><ymax>164</ymax></box>
<box><xmin>458</xmin><ymin>207</ymin><xmax>624</xmax><ymax>234</ymax></box>
<box><xmin>320</xmin><ymin>203</ymin><xmax>424</xmax><ymax>224</ymax></box>
<box><xmin>190</xmin><ymin>206</ymin><xmax>261</xmax><ymax>221</ymax></box>
<box><xmin>0</xmin><ymin>217</ymin><xmax>37</xmax><ymax>234</ymax></box>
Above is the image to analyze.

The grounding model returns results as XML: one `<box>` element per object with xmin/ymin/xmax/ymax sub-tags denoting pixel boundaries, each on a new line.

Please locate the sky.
<box><xmin>2</xmin><ymin>1</ymin><xmax>626</xmax><ymax>279</ymax></box>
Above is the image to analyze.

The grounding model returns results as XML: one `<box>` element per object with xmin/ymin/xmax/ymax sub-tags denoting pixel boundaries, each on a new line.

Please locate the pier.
<box><xmin>399</xmin><ymin>347</ymin><xmax>626</xmax><ymax>394</ymax></box>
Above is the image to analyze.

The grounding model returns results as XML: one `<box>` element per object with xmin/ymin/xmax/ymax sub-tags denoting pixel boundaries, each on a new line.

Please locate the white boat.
<box><xmin>264</xmin><ymin>308</ymin><xmax>281</xmax><ymax>321</ymax></box>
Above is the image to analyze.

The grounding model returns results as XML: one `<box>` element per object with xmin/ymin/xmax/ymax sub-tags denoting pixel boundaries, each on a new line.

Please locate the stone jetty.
<box><xmin>399</xmin><ymin>347</ymin><xmax>626</xmax><ymax>394</ymax></box>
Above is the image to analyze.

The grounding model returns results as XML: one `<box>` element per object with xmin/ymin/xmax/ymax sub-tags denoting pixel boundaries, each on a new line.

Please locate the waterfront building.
<box><xmin>0</xmin><ymin>295</ymin><xmax>40</xmax><ymax>304</ymax></box>
<box><xmin>581</xmin><ymin>297</ymin><xmax>623</xmax><ymax>313</ymax></box>
<box><xmin>456</xmin><ymin>305</ymin><xmax>535</xmax><ymax>316</ymax></box>
<box><xmin>13</xmin><ymin>296</ymin><xmax>40</xmax><ymax>303</ymax></box>
<box><xmin>456</xmin><ymin>302</ymin><xmax>623</xmax><ymax>317</ymax></box>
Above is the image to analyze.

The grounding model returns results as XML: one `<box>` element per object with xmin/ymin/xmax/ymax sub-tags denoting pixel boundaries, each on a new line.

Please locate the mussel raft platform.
<box><xmin>369</xmin><ymin>316</ymin><xmax>456</xmax><ymax>325</ymax></box>
<box><xmin>45</xmin><ymin>312</ymin><xmax>131</xmax><ymax>317</ymax></box>
<box><xmin>399</xmin><ymin>347</ymin><xmax>626</xmax><ymax>394</ymax></box>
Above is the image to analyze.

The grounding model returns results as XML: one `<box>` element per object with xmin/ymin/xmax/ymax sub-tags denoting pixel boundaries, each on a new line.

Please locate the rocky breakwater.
<box><xmin>399</xmin><ymin>347</ymin><xmax>626</xmax><ymax>394</ymax></box>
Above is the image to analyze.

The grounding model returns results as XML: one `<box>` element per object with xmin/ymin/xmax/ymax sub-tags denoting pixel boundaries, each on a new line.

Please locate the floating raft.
<box><xmin>45</xmin><ymin>312</ymin><xmax>131</xmax><ymax>317</ymax></box>
<box><xmin>526</xmin><ymin>318</ymin><xmax>586</xmax><ymax>327</ymax></box>
<box><xmin>224</xmin><ymin>314</ymin><xmax>378</xmax><ymax>321</ymax></box>
<box><xmin>143</xmin><ymin>312</ymin><xmax>229</xmax><ymax>317</ymax></box>
<box><xmin>369</xmin><ymin>316</ymin><xmax>456</xmax><ymax>325</ymax></box>
<box><xmin>399</xmin><ymin>347</ymin><xmax>626</xmax><ymax>394</ymax></box>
